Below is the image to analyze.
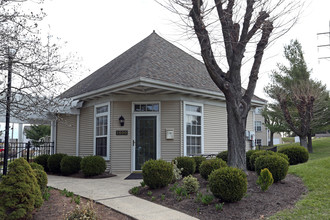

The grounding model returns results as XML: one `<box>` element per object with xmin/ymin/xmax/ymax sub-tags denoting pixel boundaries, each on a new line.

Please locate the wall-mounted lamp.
<box><xmin>119</xmin><ymin>115</ymin><xmax>125</xmax><ymax>126</ymax></box>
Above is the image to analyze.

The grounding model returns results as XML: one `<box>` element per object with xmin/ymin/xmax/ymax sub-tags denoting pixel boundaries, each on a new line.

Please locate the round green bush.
<box><xmin>192</xmin><ymin>156</ymin><xmax>206</xmax><ymax>173</ymax></box>
<box><xmin>80</xmin><ymin>155</ymin><xmax>106</xmax><ymax>177</ymax></box>
<box><xmin>47</xmin><ymin>153</ymin><xmax>67</xmax><ymax>174</ymax></box>
<box><xmin>246</xmin><ymin>150</ymin><xmax>260</xmax><ymax>171</ymax></box>
<box><xmin>278</xmin><ymin>146</ymin><xmax>309</xmax><ymax>165</ymax></box>
<box><xmin>33</xmin><ymin>168</ymin><xmax>48</xmax><ymax>193</ymax></box>
<box><xmin>276</xmin><ymin>152</ymin><xmax>290</xmax><ymax>162</ymax></box>
<box><xmin>249</xmin><ymin>150</ymin><xmax>275</xmax><ymax>171</ymax></box>
<box><xmin>60</xmin><ymin>156</ymin><xmax>82</xmax><ymax>176</ymax></box>
<box><xmin>142</xmin><ymin>159</ymin><xmax>173</xmax><ymax>189</ymax></box>
<box><xmin>208</xmin><ymin>167</ymin><xmax>247</xmax><ymax>202</ymax></box>
<box><xmin>173</xmin><ymin>156</ymin><xmax>196</xmax><ymax>177</ymax></box>
<box><xmin>257</xmin><ymin>168</ymin><xmax>274</xmax><ymax>192</ymax></box>
<box><xmin>216</xmin><ymin>151</ymin><xmax>228</xmax><ymax>163</ymax></box>
<box><xmin>30</xmin><ymin>162</ymin><xmax>44</xmax><ymax>171</ymax></box>
<box><xmin>34</xmin><ymin>154</ymin><xmax>50</xmax><ymax>172</ymax></box>
<box><xmin>255</xmin><ymin>155</ymin><xmax>289</xmax><ymax>182</ymax></box>
<box><xmin>0</xmin><ymin>158</ymin><xmax>43</xmax><ymax>219</ymax></box>
<box><xmin>200</xmin><ymin>158</ymin><xmax>227</xmax><ymax>180</ymax></box>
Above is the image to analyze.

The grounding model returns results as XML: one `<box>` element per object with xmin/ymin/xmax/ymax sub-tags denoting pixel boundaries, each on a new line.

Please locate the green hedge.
<box><xmin>60</xmin><ymin>156</ymin><xmax>82</xmax><ymax>176</ymax></box>
<box><xmin>142</xmin><ymin>159</ymin><xmax>173</xmax><ymax>189</ymax></box>
<box><xmin>34</xmin><ymin>154</ymin><xmax>50</xmax><ymax>172</ymax></box>
<box><xmin>200</xmin><ymin>158</ymin><xmax>227</xmax><ymax>180</ymax></box>
<box><xmin>255</xmin><ymin>155</ymin><xmax>289</xmax><ymax>182</ymax></box>
<box><xmin>246</xmin><ymin>150</ymin><xmax>260</xmax><ymax>171</ymax></box>
<box><xmin>278</xmin><ymin>145</ymin><xmax>309</xmax><ymax>165</ymax></box>
<box><xmin>47</xmin><ymin>153</ymin><xmax>67</xmax><ymax>173</ymax></box>
<box><xmin>216</xmin><ymin>151</ymin><xmax>228</xmax><ymax>163</ymax></box>
<box><xmin>173</xmin><ymin>157</ymin><xmax>196</xmax><ymax>177</ymax></box>
<box><xmin>192</xmin><ymin>156</ymin><xmax>206</xmax><ymax>173</ymax></box>
<box><xmin>80</xmin><ymin>155</ymin><xmax>106</xmax><ymax>177</ymax></box>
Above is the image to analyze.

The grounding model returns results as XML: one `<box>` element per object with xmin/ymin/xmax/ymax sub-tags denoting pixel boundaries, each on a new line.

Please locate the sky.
<box><xmin>37</xmin><ymin>0</ymin><xmax>330</xmax><ymax>100</ymax></box>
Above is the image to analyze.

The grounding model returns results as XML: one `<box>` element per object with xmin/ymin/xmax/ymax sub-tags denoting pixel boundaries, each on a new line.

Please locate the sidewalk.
<box><xmin>47</xmin><ymin>173</ymin><xmax>198</xmax><ymax>220</ymax></box>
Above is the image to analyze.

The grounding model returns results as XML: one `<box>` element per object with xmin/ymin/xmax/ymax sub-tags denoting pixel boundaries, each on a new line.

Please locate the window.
<box><xmin>255</xmin><ymin>121</ymin><xmax>262</xmax><ymax>132</ymax></box>
<box><xmin>95</xmin><ymin>104</ymin><xmax>110</xmax><ymax>158</ymax></box>
<box><xmin>134</xmin><ymin>103</ymin><xmax>159</xmax><ymax>112</ymax></box>
<box><xmin>185</xmin><ymin>103</ymin><xmax>203</xmax><ymax>156</ymax></box>
<box><xmin>255</xmin><ymin>139</ymin><xmax>262</xmax><ymax>146</ymax></box>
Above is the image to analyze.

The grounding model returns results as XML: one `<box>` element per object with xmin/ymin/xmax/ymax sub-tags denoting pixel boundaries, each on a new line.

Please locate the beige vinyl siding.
<box><xmin>79</xmin><ymin>106</ymin><xmax>94</xmax><ymax>157</ymax></box>
<box><xmin>255</xmin><ymin>113</ymin><xmax>267</xmax><ymax>146</ymax></box>
<box><xmin>204</xmin><ymin>104</ymin><xmax>227</xmax><ymax>154</ymax></box>
<box><xmin>110</xmin><ymin>101</ymin><xmax>131</xmax><ymax>173</ymax></box>
<box><xmin>56</xmin><ymin>114</ymin><xmax>77</xmax><ymax>155</ymax></box>
<box><xmin>245</xmin><ymin>110</ymin><xmax>254</xmax><ymax>150</ymax></box>
<box><xmin>161</xmin><ymin>101</ymin><xmax>181</xmax><ymax>161</ymax></box>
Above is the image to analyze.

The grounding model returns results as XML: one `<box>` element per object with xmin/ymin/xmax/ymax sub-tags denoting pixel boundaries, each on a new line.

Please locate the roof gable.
<box><xmin>61</xmin><ymin>31</ymin><xmax>220</xmax><ymax>98</ymax></box>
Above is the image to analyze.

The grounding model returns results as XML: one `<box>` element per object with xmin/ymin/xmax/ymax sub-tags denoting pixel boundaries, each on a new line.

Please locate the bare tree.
<box><xmin>159</xmin><ymin>0</ymin><xmax>302</xmax><ymax>169</ymax></box>
<box><xmin>0</xmin><ymin>0</ymin><xmax>76</xmax><ymax>122</ymax></box>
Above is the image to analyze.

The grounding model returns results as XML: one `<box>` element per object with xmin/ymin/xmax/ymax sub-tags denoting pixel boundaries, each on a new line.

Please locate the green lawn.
<box><xmin>270</xmin><ymin>137</ymin><xmax>330</xmax><ymax>219</ymax></box>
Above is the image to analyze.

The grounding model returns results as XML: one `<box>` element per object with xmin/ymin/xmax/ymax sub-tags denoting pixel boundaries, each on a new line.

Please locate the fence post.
<box><xmin>26</xmin><ymin>141</ymin><xmax>31</xmax><ymax>162</ymax></box>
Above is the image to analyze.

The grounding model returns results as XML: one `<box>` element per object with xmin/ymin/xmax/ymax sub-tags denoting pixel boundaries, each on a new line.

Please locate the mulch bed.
<box><xmin>136</xmin><ymin>171</ymin><xmax>307</xmax><ymax>220</ymax></box>
<box><xmin>33</xmin><ymin>188</ymin><xmax>133</xmax><ymax>220</ymax></box>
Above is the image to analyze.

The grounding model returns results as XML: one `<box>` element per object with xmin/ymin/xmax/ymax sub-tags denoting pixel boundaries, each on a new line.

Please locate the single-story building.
<box><xmin>53</xmin><ymin>31</ymin><xmax>266</xmax><ymax>173</ymax></box>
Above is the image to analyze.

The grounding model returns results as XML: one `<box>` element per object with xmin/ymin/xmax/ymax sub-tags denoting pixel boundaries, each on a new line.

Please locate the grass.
<box><xmin>270</xmin><ymin>137</ymin><xmax>330</xmax><ymax>219</ymax></box>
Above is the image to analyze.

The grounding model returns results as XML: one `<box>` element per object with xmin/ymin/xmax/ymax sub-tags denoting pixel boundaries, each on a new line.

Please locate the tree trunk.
<box><xmin>269</xmin><ymin>131</ymin><xmax>274</xmax><ymax>147</ymax></box>
<box><xmin>299</xmin><ymin>136</ymin><xmax>308</xmax><ymax>149</ymax></box>
<box><xmin>226</xmin><ymin>100</ymin><xmax>247</xmax><ymax>170</ymax></box>
<box><xmin>307</xmin><ymin>132</ymin><xmax>313</xmax><ymax>153</ymax></box>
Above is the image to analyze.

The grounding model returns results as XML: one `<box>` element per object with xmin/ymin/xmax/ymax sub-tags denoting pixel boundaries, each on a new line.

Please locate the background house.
<box><xmin>53</xmin><ymin>32</ymin><xmax>266</xmax><ymax>173</ymax></box>
<box><xmin>254</xmin><ymin>107</ymin><xmax>283</xmax><ymax>146</ymax></box>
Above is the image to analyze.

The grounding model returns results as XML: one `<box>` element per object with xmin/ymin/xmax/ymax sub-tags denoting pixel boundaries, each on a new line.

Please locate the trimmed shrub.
<box><xmin>173</xmin><ymin>157</ymin><xmax>196</xmax><ymax>177</ymax></box>
<box><xmin>192</xmin><ymin>156</ymin><xmax>206</xmax><ymax>173</ymax></box>
<box><xmin>200</xmin><ymin>158</ymin><xmax>227</xmax><ymax>180</ymax></box>
<box><xmin>33</xmin><ymin>168</ymin><xmax>48</xmax><ymax>193</ymax></box>
<box><xmin>216</xmin><ymin>151</ymin><xmax>228</xmax><ymax>163</ymax></box>
<box><xmin>34</xmin><ymin>154</ymin><xmax>50</xmax><ymax>172</ymax></box>
<box><xmin>30</xmin><ymin>162</ymin><xmax>44</xmax><ymax>171</ymax></box>
<box><xmin>278</xmin><ymin>146</ymin><xmax>309</xmax><ymax>165</ymax></box>
<box><xmin>47</xmin><ymin>153</ymin><xmax>67</xmax><ymax>173</ymax></box>
<box><xmin>208</xmin><ymin>167</ymin><xmax>247</xmax><ymax>202</ymax></box>
<box><xmin>255</xmin><ymin>155</ymin><xmax>289</xmax><ymax>182</ymax></box>
<box><xmin>60</xmin><ymin>156</ymin><xmax>82</xmax><ymax>176</ymax></box>
<box><xmin>182</xmin><ymin>175</ymin><xmax>200</xmax><ymax>194</ymax></box>
<box><xmin>80</xmin><ymin>155</ymin><xmax>106</xmax><ymax>177</ymax></box>
<box><xmin>257</xmin><ymin>168</ymin><xmax>274</xmax><ymax>191</ymax></box>
<box><xmin>246</xmin><ymin>150</ymin><xmax>260</xmax><ymax>171</ymax></box>
<box><xmin>249</xmin><ymin>150</ymin><xmax>275</xmax><ymax>171</ymax></box>
<box><xmin>277</xmin><ymin>152</ymin><xmax>290</xmax><ymax>162</ymax></box>
<box><xmin>0</xmin><ymin>158</ymin><xmax>43</xmax><ymax>219</ymax></box>
<box><xmin>142</xmin><ymin>159</ymin><xmax>173</xmax><ymax>189</ymax></box>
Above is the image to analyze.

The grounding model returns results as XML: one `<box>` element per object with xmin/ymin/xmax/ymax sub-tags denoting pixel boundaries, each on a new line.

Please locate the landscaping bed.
<box><xmin>134</xmin><ymin>171</ymin><xmax>307</xmax><ymax>219</ymax></box>
<box><xmin>33</xmin><ymin>188</ymin><xmax>133</xmax><ymax>220</ymax></box>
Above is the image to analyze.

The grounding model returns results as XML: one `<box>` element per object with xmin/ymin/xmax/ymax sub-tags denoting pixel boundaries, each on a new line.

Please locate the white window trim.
<box><xmin>183</xmin><ymin>101</ymin><xmax>204</xmax><ymax>156</ymax></box>
<box><xmin>94</xmin><ymin>102</ymin><xmax>110</xmax><ymax>160</ymax></box>
<box><xmin>131</xmin><ymin>102</ymin><xmax>161</xmax><ymax>171</ymax></box>
<box><xmin>255</xmin><ymin>121</ymin><xmax>262</xmax><ymax>132</ymax></box>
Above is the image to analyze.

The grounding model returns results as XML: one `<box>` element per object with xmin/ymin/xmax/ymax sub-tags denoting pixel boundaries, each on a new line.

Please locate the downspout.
<box><xmin>76</xmin><ymin>112</ymin><xmax>80</xmax><ymax>156</ymax></box>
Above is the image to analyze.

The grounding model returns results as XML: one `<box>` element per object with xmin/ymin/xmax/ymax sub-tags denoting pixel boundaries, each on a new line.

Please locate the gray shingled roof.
<box><xmin>61</xmin><ymin>31</ymin><xmax>266</xmax><ymax>103</ymax></box>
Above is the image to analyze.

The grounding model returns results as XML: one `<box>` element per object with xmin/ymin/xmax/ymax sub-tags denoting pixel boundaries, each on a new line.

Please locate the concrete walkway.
<box><xmin>47</xmin><ymin>173</ymin><xmax>197</xmax><ymax>220</ymax></box>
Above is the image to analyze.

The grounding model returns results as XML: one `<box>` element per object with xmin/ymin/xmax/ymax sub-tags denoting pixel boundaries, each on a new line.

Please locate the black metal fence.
<box><xmin>0</xmin><ymin>141</ymin><xmax>54</xmax><ymax>175</ymax></box>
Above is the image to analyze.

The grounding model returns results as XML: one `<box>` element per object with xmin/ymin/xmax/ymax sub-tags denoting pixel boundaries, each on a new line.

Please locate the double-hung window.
<box><xmin>95</xmin><ymin>104</ymin><xmax>110</xmax><ymax>159</ymax></box>
<box><xmin>185</xmin><ymin>103</ymin><xmax>203</xmax><ymax>156</ymax></box>
<box><xmin>255</xmin><ymin>121</ymin><xmax>262</xmax><ymax>132</ymax></box>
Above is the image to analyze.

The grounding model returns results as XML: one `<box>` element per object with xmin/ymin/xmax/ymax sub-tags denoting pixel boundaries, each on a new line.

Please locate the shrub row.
<box><xmin>34</xmin><ymin>154</ymin><xmax>106</xmax><ymax>177</ymax></box>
